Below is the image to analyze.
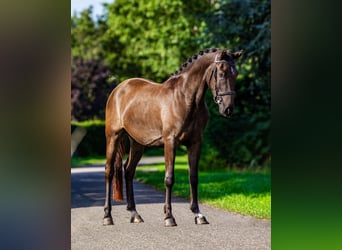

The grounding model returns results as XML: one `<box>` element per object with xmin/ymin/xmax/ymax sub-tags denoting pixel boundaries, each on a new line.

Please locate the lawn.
<box><xmin>135</xmin><ymin>155</ymin><xmax>271</xmax><ymax>219</ymax></box>
<box><xmin>71</xmin><ymin>156</ymin><xmax>106</xmax><ymax>167</ymax></box>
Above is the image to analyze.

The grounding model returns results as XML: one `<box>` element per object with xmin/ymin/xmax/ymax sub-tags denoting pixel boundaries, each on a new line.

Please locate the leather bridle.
<box><xmin>209</xmin><ymin>54</ymin><xmax>236</xmax><ymax>104</ymax></box>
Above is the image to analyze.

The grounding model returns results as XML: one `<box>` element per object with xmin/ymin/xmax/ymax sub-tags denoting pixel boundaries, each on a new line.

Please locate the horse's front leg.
<box><xmin>187</xmin><ymin>140</ymin><xmax>209</xmax><ymax>225</ymax></box>
<box><xmin>163</xmin><ymin>138</ymin><xmax>177</xmax><ymax>227</ymax></box>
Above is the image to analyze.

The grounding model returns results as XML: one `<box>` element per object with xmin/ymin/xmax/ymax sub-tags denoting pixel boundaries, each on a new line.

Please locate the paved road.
<box><xmin>71</xmin><ymin>158</ymin><xmax>270</xmax><ymax>250</ymax></box>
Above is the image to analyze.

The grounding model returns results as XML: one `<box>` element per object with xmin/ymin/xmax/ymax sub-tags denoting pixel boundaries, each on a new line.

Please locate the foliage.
<box><xmin>71</xmin><ymin>57</ymin><xmax>116</xmax><ymax>121</ymax></box>
<box><xmin>71</xmin><ymin>7</ymin><xmax>108</xmax><ymax>60</ymax></box>
<box><xmin>135</xmin><ymin>155</ymin><xmax>271</xmax><ymax>219</ymax></box>
<box><xmin>199</xmin><ymin>0</ymin><xmax>271</xmax><ymax>168</ymax></box>
<box><xmin>70</xmin><ymin>0</ymin><xmax>271</xmax><ymax>168</ymax></box>
<box><xmin>101</xmin><ymin>0</ymin><xmax>211</xmax><ymax>82</ymax></box>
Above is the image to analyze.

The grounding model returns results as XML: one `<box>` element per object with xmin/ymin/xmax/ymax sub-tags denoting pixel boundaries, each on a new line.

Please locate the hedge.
<box><xmin>71</xmin><ymin>120</ymin><xmax>166</xmax><ymax>158</ymax></box>
<box><xmin>71</xmin><ymin>118</ymin><xmax>270</xmax><ymax>170</ymax></box>
<box><xmin>71</xmin><ymin>120</ymin><xmax>106</xmax><ymax>157</ymax></box>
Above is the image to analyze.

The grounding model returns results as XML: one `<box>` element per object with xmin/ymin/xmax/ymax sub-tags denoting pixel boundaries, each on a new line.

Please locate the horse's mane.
<box><xmin>169</xmin><ymin>48</ymin><xmax>220</xmax><ymax>78</ymax></box>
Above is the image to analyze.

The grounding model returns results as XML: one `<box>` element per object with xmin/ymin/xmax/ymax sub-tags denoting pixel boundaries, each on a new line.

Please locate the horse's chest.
<box><xmin>178</xmin><ymin>114</ymin><xmax>208</xmax><ymax>142</ymax></box>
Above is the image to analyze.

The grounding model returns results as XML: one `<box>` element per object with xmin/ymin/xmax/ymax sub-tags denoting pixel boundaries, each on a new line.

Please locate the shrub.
<box><xmin>71</xmin><ymin>58</ymin><xmax>116</xmax><ymax>121</ymax></box>
<box><xmin>71</xmin><ymin>120</ymin><xmax>106</xmax><ymax>157</ymax></box>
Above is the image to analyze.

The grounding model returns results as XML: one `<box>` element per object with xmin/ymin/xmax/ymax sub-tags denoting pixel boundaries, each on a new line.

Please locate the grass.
<box><xmin>71</xmin><ymin>156</ymin><xmax>106</xmax><ymax>167</ymax></box>
<box><xmin>135</xmin><ymin>155</ymin><xmax>271</xmax><ymax>219</ymax></box>
<box><xmin>71</xmin><ymin>119</ymin><xmax>105</xmax><ymax>127</ymax></box>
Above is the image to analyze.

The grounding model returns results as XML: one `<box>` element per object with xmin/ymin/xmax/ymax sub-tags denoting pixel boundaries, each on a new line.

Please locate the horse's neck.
<box><xmin>178</xmin><ymin>54</ymin><xmax>215</xmax><ymax>106</ymax></box>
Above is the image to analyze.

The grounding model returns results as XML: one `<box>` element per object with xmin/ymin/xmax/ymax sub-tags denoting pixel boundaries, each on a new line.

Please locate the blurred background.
<box><xmin>71</xmin><ymin>0</ymin><xmax>270</xmax><ymax>170</ymax></box>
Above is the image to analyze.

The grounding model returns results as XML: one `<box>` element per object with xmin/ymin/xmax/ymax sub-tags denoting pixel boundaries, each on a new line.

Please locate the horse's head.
<box><xmin>208</xmin><ymin>49</ymin><xmax>243</xmax><ymax>117</ymax></box>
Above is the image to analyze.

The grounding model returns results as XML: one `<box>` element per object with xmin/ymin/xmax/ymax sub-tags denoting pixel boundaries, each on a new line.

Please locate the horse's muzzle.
<box><xmin>224</xmin><ymin>106</ymin><xmax>234</xmax><ymax>117</ymax></box>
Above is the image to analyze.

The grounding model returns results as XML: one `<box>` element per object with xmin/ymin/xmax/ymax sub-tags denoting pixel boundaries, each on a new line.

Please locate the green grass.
<box><xmin>71</xmin><ymin>156</ymin><xmax>106</xmax><ymax>167</ymax></box>
<box><xmin>135</xmin><ymin>155</ymin><xmax>271</xmax><ymax>219</ymax></box>
<box><xmin>71</xmin><ymin>119</ymin><xmax>105</xmax><ymax>127</ymax></box>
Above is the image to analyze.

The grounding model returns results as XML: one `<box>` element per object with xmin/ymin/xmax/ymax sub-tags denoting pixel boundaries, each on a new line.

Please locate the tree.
<box><xmin>101</xmin><ymin>0</ymin><xmax>211</xmax><ymax>83</ymax></box>
<box><xmin>71</xmin><ymin>57</ymin><xmax>116</xmax><ymax>121</ymax></box>
<box><xmin>70</xmin><ymin>0</ymin><xmax>271</xmax><ymax>167</ymax></box>
<box><xmin>71</xmin><ymin>7</ymin><xmax>113</xmax><ymax>121</ymax></box>
<box><xmin>199</xmin><ymin>0</ymin><xmax>271</xmax><ymax>168</ymax></box>
<box><xmin>71</xmin><ymin>7</ymin><xmax>107</xmax><ymax>60</ymax></box>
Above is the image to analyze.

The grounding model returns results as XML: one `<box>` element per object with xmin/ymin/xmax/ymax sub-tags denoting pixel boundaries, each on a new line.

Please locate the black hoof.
<box><xmin>165</xmin><ymin>217</ymin><xmax>177</xmax><ymax>227</ymax></box>
<box><xmin>130</xmin><ymin>214</ymin><xmax>144</xmax><ymax>223</ymax></box>
<box><xmin>103</xmin><ymin>216</ymin><xmax>114</xmax><ymax>225</ymax></box>
<box><xmin>195</xmin><ymin>215</ymin><xmax>209</xmax><ymax>225</ymax></box>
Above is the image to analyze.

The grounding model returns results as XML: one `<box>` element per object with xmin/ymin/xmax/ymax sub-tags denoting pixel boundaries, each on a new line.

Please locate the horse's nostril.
<box><xmin>225</xmin><ymin>107</ymin><xmax>233</xmax><ymax>116</ymax></box>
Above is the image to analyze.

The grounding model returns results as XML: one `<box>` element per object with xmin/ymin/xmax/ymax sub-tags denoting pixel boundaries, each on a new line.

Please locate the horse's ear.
<box><xmin>232</xmin><ymin>50</ymin><xmax>244</xmax><ymax>59</ymax></box>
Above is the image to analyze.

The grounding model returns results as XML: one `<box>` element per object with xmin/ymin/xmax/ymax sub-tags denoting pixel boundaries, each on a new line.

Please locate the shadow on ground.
<box><xmin>71</xmin><ymin>169</ymin><xmax>187</xmax><ymax>209</ymax></box>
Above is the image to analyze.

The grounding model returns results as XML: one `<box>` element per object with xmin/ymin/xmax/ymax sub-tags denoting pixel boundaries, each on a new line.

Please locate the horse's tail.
<box><xmin>113</xmin><ymin>135</ymin><xmax>127</xmax><ymax>201</ymax></box>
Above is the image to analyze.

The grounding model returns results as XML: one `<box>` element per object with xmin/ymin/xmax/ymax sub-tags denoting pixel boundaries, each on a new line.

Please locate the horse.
<box><xmin>103</xmin><ymin>48</ymin><xmax>243</xmax><ymax>227</ymax></box>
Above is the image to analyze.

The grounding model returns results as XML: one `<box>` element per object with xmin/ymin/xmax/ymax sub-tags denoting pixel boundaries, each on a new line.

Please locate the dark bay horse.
<box><xmin>103</xmin><ymin>48</ymin><xmax>243</xmax><ymax>227</ymax></box>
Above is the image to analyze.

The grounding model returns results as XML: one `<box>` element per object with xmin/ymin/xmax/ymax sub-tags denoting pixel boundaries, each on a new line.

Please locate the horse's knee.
<box><xmin>164</xmin><ymin>175</ymin><xmax>174</xmax><ymax>187</ymax></box>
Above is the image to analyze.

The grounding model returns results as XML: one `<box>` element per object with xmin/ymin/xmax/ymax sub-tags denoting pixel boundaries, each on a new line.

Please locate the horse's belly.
<box><xmin>123</xmin><ymin>121</ymin><xmax>164</xmax><ymax>147</ymax></box>
<box><xmin>130</xmin><ymin>132</ymin><xmax>164</xmax><ymax>147</ymax></box>
<box><xmin>136</xmin><ymin>131</ymin><xmax>164</xmax><ymax>146</ymax></box>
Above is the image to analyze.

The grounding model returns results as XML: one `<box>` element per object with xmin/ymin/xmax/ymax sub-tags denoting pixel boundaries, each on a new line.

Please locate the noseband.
<box><xmin>209</xmin><ymin>55</ymin><xmax>236</xmax><ymax>104</ymax></box>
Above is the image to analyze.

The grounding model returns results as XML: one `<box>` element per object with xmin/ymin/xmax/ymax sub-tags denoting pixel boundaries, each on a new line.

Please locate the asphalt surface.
<box><xmin>71</xmin><ymin>158</ymin><xmax>270</xmax><ymax>249</ymax></box>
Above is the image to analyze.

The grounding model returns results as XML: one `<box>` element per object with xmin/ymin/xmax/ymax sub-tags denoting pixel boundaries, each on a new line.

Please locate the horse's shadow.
<box><xmin>71</xmin><ymin>168</ymin><xmax>187</xmax><ymax>209</ymax></box>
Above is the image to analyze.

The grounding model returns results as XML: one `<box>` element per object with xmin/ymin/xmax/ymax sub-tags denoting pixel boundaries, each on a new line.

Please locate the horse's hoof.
<box><xmin>103</xmin><ymin>216</ymin><xmax>114</xmax><ymax>225</ymax></box>
<box><xmin>164</xmin><ymin>217</ymin><xmax>177</xmax><ymax>227</ymax></box>
<box><xmin>130</xmin><ymin>214</ymin><xmax>144</xmax><ymax>223</ymax></box>
<box><xmin>195</xmin><ymin>215</ymin><xmax>209</xmax><ymax>225</ymax></box>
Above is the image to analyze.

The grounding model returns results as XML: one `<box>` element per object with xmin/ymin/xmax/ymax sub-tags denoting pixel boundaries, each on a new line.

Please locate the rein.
<box><xmin>210</xmin><ymin>55</ymin><xmax>236</xmax><ymax>104</ymax></box>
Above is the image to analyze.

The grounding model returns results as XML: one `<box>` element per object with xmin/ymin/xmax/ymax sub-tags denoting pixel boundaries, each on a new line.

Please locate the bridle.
<box><xmin>209</xmin><ymin>54</ymin><xmax>237</xmax><ymax>104</ymax></box>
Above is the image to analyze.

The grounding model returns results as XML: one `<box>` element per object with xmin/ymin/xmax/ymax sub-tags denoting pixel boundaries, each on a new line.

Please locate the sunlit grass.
<box><xmin>135</xmin><ymin>155</ymin><xmax>271</xmax><ymax>219</ymax></box>
<box><xmin>71</xmin><ymin>156</ymin><xmax>106</xmax><ymax>167</ymax></box>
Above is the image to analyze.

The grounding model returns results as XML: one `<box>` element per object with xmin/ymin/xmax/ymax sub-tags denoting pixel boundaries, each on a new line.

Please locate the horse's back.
<box><xmin>107</xmin><ymin>78</ymin><xmax>164</xmax><ymax>112</ymax></box>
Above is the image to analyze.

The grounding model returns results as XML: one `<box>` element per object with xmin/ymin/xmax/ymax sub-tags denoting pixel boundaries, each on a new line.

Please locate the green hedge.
<box><xmin>71</xmin><ymin>117</ymin><xmax>270</xmax><ymax>170</ymax></box>
<box><xmin>197</xmin><ymin>92</ymin><xmax>271</xmax><ymax>170</ymax></box>
<box><xmin>71</xmin><ymin>120</ymin><xmax>167</xmax><ymax>158</ymax></box>
<box><xmin>71</xmin><ymin>120</ymin><xmax>106</xmax><ymax>157</ymax></box>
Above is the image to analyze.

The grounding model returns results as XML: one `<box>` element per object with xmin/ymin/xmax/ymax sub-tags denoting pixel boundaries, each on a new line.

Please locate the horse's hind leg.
<box><xmin>103</xmin><ymin>131</ymin><xmax>124</xmax><ymax>225</ymax></box>
<box><xmin>125</xmin><ymin>139</ymin><xmax>144</xmax><ymax>223</ymax></box>
<box><xmin>103</xmin><ymin>133</ymin><xmax>116</xmax><ymax>225</ymax></box>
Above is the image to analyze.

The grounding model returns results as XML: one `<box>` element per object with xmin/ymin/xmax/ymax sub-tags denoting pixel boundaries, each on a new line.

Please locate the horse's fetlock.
<box><xmin>190</xmin><ymin>205</ymin><xmax>199</xmax><ymax>214</ymax></box>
